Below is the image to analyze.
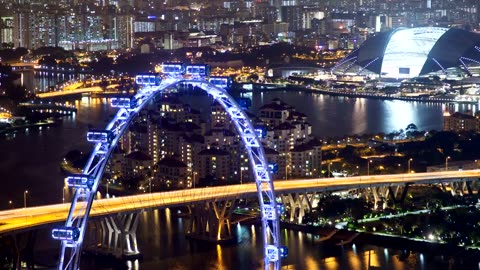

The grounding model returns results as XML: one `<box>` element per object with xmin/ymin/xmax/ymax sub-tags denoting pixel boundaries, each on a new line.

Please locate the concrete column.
<box><xmin>87</xmin><ymin>211</ymin><xmax>142</xmax><ymax>258</ymax></box>
<box><xmin>186</xmin><ymin>199</ymin><xmax>236</xmax><ymax>242</ymax></box>
<box><xmin>280</xmin><ymin>192</ymin><xmax>318</xmax><ymax>224</ymax></box>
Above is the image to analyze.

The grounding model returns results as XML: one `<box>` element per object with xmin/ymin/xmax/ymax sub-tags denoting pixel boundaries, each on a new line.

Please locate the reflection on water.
<box><xmin>182</xmin><ymin>90</ymin><xmax>449</xmax><ymax>137</ymax></box>
<box><xmin>74</xmin><ymin>208</ymin><xmax>434</xmax><ymax>270</ymax></box>
<box><xmin>250</xmin><ymin>91</ymin><xmax>447</xmax><ymax>137</ymax></box>
<box><xmin>17</xmin><ymin>71</ymin><xmax>82</xmax><ymax>93</ymax></box>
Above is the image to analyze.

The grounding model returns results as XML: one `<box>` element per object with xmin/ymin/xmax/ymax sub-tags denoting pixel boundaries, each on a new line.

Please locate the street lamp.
<box><xmin>408</xmin><ymin>158</ymin><xmax>413</xmax><ymax>174</ymax></box>
<box><xmin>445</xmin><ymin>156</ymin><xmax>451</xmax><ymax>171</ymax></box>
<box><xmin>285</xmin><ymin>164</ymin><xmax>290</xmax><ymax>180</ymax></box>
<box><xmin>367</xmin><ymin>160</ymin><xmax>372</xmax><ymax>176</ymax></box>
<box><xmin>240</xmin><ymin>167</ymin><xmax>244</xmax><ymax>185</ymax></box>
<box><xmin>193</xmin><ymin>171</ymin><xmax>197</xmax><ymax>188</ymax></box>
<box><xmin>24</xmin><ymin>190</ymin><xmax>28</xmax><ymax>208</ymax></box>
<box><xmin>8</xmin><ymin>200</ymin><xmax>13</xmax><ymax>209</ymax></box>
<box><xmin>328</xmin><ymin>162</ymin><xmax>332</xmax><ymax>178</ymax></box>
<box><xmin>62</xmin><ymin>187</ymin><xmax>66</xmax><ymax>203</ymax></box>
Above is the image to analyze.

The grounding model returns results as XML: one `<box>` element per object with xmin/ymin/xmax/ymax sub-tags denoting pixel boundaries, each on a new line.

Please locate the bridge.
<box><xmin>1</xmin><ymin>170</ymin><xmax>479</xmax><ymax>266</ymax></box>
<box><xmin>0</xmin><ymin>170</ymin><xmax>480</xmax><ymax>234</ymax></box>
<box><xmin>1</xmin><ymin>169</ymin><xmax>479</xmax><ymax>235</ymax></box>
<box><xmin>36</xmin><ymin>86</ymin><xmax>105</xmax><ymax>99</ymax></box>
<box><xmin>36</xmin><ymin>81</ymin><xmax>123</xmax><ymax>99</ymax></box>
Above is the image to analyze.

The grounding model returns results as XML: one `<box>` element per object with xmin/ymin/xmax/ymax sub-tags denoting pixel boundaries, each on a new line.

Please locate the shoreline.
<box><xmin>0</xmin><ymin>120</ymin><xmax>60</xmax><ymax>136</ymax></box>
<box><xmin>280</xmin><ymin>221</ymin><xmax>479</xmax><ymax>264</ymax></box>
<box><xmin>236</xmin><ymin>83</ymin><xmax>467</xmax><ymax>104</ymax></box>
<box><xmin>235</xmin><ymin>216</ymin><xmax>480</xmax><ymax>260</ymax></box>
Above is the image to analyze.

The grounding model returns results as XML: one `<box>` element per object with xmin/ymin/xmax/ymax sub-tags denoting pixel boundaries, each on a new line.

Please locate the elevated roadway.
<box><xmin>1</xmin><ymin>170</ymin><xmax>479</xmax><ymax>234</ymax></box>
<box><xmin>36</xmin><ymin>87</ymin><xmax>104</xmax><ymax>98</ymax></box>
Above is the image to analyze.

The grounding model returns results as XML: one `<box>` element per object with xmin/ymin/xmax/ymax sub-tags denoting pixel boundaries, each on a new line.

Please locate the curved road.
<box><xmin>1</xmin><ymin>169</ymin><xmax>479</xmax><ymax>234</ymax></box>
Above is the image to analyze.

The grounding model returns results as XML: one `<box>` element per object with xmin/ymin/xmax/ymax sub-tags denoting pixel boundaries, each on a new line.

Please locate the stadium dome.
<box><xmin>333</xmin><ymin>27</ymin><xmax>480</xmax><ymax>79</ymax></box>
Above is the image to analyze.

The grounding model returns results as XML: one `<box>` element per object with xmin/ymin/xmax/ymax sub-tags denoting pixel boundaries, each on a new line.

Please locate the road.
<box><xmin>36</xmin><ymin>87</ymin><xmax>104</xmax><ymax>98</ymax></box>
<box><xmin>1</xmin><ymin>169</ymin><xmax>479</xmax><ymax>234</ymax></box>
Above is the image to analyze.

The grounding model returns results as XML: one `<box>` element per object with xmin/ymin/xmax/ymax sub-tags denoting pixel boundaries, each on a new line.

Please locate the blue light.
<box><xmin>111</xmin><ymin>96</ymin><xmax>137</xmax><ymax>109</ymax></box>
<box><xmin>147</xmin><ymin>15</ymin><xmax>156</xmax><ymax>19</ymax></box>
<box><xmin>208</xmin><ymin>76</ymin><xmax>232</xmax><ymax>89</ymax></box>
<box><xmin>66</xmin><ymin>174</ymin><xmax>94</xmax><ymax>189</ymax></box>
<box><xmin>135</xmin><ymin>74</ymin><xmax>161</xmax><ymax>86</ymax></box>
<box><xmin>237</xmin><ymin>97</ymin><xmax>251</xmax><ymax>109</ymax></box>
<box><xmin>185</xmin><ymin>64</ymin><xmax>210</xmax><ymax>77</ymax></box>
<box><xmin>255</xmin><ymin>127</ymin><xmax>267</xmax><ymax>138</ymax></box>
<box><xmin>52</xmin><ymin>227</ymin><xmax>80</xmax><ymax>241</ymax></box>
<box><xmin>86</xmin><ymin>130</ymin><xmax>114</xmax><ymax>143</ymax></box>
<box><xmin>162</xmin><ymin>62</ymin><xmax>185</xmax><ymax>76</ymax></box>
<box><xmin>279</xmin><ymin>246</ymin><xmax>288</xmax><ymax>258</ymax></box>
<box><xmin>268</xmin><ymin>163</ymin><xmax>279</xmax><ymax>174</ymax></box>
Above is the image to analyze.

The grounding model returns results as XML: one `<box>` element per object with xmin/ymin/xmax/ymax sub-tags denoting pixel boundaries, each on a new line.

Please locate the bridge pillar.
<box><xmin>449</xmin><ymin>180</ymin><xmax>475</xmax><ymax>196</ymax></box>
<box><xmin>280</xmin><ymin>192</ymin><xmax>318</xmax><ymax>224</ymax></box>
<box><xmin>185</xmin><ymin>199</ymin><xmax>236</xmax><ymax>242</ymax></box>
<box><xmin>371</xmin><ymin>187</ymin><xmax>389</xmax><ymax>210</ymax></box>
<box><xmin>366</xmin><ymin>184</ymin><xmax>410</xmax><ymax>210</ymax></box>
<box><xmin>86</xmin><ymin>211</ymin><xmax>142</xmax><ymax>258</ymax></box>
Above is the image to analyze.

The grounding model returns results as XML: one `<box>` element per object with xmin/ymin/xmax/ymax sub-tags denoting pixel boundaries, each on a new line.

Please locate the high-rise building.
<box><xmin>155</xmin><ymin>157</ymin><xmax>188</xmax><ymax>189</ymax></box>
<box><xmin>115</xmin><ymin>13</ymin><xmax>134</xmax><ymax>49</ymax></box>
<box><xmin>443</xmin><ymin>111</ymin><xmax>480</xmax><ymax>132</ymax></box>
<box><xmin>195</xmin><ymin>148</ymin><xmax>232</xmax><ymax>182</ymax></box>
<box><xmin>0</xmin><ymin>16</ymin><xmax>14</xmax><ymax>45</ymax></box>
<box><xmin>13</xmin><ymin>12</ymin><xmax>30</xmax><ymax>48</ymax></box>
<box><xmin>280</xmin><ymin>6</ymin><xmax>303</xmax><ymax>31</ymax></box>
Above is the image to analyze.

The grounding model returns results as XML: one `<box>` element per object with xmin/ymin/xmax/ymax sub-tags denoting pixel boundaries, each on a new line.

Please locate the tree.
<box><xmin>338</xmin><ymin>145</ymin><xmax>359</xmax><ymax>162</ymax></box>
<box><xmin>406</xmin><ymin>123</ymin><xmax>417</xmax><ymax>132</ymax></box>
<box><xmin>4</xmin><ymin>85</ymin><xmax>27</xmax><ymax>104</ymax></box>
<box><xmin>1</xmin><ymin>42</ymin><xmax>13</xmax><ymax>49</ymax></box>
<box><xmin>38</xmin><ymin>56</ymin><xmax>57</xmax><ymax>67</ymax></box>
<box><xmin>90</xmin><ymin>57</ymin><xmax>114</xmax><ymax>75</ymax></box>
<box><xmin>248</xmin><ymin>73</ymin><xmax>259</xmax><ymax>82</ymax></box>
<box><xmin>33</xmin><ymin>46</ymin><xmax>73</xmax><ymax>60</ymax></box>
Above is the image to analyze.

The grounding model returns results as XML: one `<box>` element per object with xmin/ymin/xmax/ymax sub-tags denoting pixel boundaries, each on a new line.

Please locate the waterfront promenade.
<box><xmin>238</xmin><ymin>83</ymin><xmax>458</xmax><ymax>103</ymax></box>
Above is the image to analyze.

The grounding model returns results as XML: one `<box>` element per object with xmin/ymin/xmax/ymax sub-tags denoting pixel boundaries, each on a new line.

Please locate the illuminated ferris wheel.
<box><xmin>52</xmin><ymin>62</ymin><xmax>285</xmax><ymax>270</ymax></box>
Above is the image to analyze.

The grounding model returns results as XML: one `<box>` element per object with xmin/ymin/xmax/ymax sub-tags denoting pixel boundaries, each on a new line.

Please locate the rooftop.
<box><xmin>157</xmin><ymin>157</ymin><xmax>187</xmax><ymax>168</ymax></box>
<box><xmin>125</xmin><ymin>151</ymin><xmax>152</xmax><ymax>161</ymax></box>
<box><xmin>198</xmin><ymin>148</ymin><xmax>230</xmax><ymax>156</ymax></box>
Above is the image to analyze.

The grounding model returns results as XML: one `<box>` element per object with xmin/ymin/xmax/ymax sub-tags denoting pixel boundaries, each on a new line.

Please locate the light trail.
<box><xmin>1</xmin><ymin>169</ymin><xmax>478</xmax><ymax>235</ymax></box>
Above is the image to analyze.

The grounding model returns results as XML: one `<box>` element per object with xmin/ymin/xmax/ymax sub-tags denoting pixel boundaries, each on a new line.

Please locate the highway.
<box><xmin>1</xmin><ymin>169</ymin><xmax>479</xmax><ymax>234</ymax></box>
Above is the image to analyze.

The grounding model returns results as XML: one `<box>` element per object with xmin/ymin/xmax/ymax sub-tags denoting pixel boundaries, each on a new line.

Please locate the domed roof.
<box><xmin>334</xmin><ymin>27</ymin><xmax>480</xmax><ymax>79</ymax></box>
